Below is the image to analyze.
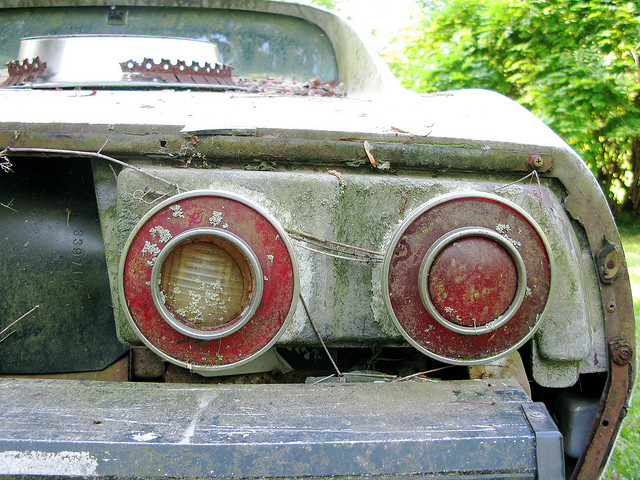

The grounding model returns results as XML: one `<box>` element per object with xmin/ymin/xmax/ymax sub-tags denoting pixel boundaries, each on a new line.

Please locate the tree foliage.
<box><xmin>386</xmin><ymin>0</ymin><xmax>640</xmax><ymax>214</ymax></box>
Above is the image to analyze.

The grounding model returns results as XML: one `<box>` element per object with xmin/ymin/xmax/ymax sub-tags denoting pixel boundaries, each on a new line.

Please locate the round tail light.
<box><xmin>382</xmin><ymin>192</ymin><xmax>553</xmax><ymax>365</ymax></box>
<box><xmin>151</xmin><ymin>228</ymin><xmax>263</xmax><ymax>339</ymax></box>
<box><xmin>119</xmin><ymin>190</ymin><xmax>298</xmax><ymax>373</ymax></box>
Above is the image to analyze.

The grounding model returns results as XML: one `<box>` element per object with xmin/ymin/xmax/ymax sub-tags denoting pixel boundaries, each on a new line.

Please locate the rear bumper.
<box><xmin>0</xmin><ymin>378</ymin><xmax>562</xmax><ymax>479</ymax></box>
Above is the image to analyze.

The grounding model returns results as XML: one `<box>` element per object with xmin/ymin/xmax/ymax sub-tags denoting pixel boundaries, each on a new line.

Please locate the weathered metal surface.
<box><xmin>111</xmin><ymin>166</ymin><xmax>594</xmax><ymax>369</ymax></box>
<box><xmin>119</xmin><ymin>191</ymin><xmax>298</xmax><ymax>373</ymax></box>
<box><xmin>573</xmin><ymin>341</ymin><xmax>634</xmax><ymax>480</ymax></box>
<box><xmin>0</xmin><ymin>125</ymin><xmax>546</xmax><ymax>170</ymax></box>
<box><xmin>0</xmin><ymin>88</ymin><xmax>560</xmax><ymax>148</ymax></box>
<box><xmin>383</xmin><ymin>193</ymin><xmax>552</xmax><ymax>364</ymax></box>
<box><xmin>521</xmin><ymin>402</ymin><xmax>565</xmax><ymax>479</ymax></box>
<box><xmin>554</xmin><ymin>145</ymin><xmax>636</xmax><ymax>477</ymax></box>
<box><xmin>0</xmin><ymin>378</ymin><xmax>551</xmax><ymax>479</ymax></box>
<box><xmin>596</xmin><ymin>240</ymin><xmax>621</xmax><ymax>284</ymax></box>
<box><xmin>0</xmin><ymin>156</ymin><xmax>128</xmax><ymax>374</ymax></box>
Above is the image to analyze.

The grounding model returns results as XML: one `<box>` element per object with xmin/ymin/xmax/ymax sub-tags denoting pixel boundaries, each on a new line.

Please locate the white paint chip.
<box><xmin>0</xmin><ymin>450</ymin><xmax>98</xmax><ymax>476</ymax></box>
<box><xmin>132</xmin><ymin>432</ymin><xmax>160</xmax><ymax>442</ymax></box>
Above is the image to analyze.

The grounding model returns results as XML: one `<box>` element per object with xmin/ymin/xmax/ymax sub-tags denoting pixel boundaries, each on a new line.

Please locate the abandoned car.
<box><xmin>0</xmin><ymin>1</ymin><xmax>635</xmax><ymax>479</ymax></box>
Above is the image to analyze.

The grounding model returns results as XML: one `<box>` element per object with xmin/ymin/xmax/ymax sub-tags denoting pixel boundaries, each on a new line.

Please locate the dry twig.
<box><xmin>1</xmin><ymin>305</ymin><xmax>39</xmax><ymax>341</ymax></box>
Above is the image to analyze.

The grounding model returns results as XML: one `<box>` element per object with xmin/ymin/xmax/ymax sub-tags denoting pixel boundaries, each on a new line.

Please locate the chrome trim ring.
<box><xmin>150</xmin><ymin>227</ymin><xmax>264</xmax><ymax>340</ymax></box>
<box><xmin>417</xmin><ymin>227</ymin><xmax>527</xmax><ymax>336</ymax></box>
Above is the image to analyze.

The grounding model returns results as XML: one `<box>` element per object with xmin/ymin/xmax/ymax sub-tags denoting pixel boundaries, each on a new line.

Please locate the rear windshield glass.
<box><xmin>0</xmin><ymin>6</ymin><xmax>338</xmax><ymax>83</ymax></box>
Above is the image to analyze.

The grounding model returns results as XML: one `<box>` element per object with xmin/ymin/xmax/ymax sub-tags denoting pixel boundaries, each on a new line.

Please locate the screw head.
<box><xmin>526</xmin><ymin>154</ymin><xmax>550</xmax><ymax>171</ymax></box>
<box><xmin>612</xmin><ymin>340</ymin><xmax>633</xmax><ymax>365</ymax></box>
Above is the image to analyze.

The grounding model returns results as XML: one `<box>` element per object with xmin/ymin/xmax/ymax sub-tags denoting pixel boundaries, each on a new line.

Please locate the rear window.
<box><xmin>0</xmin><ymin>6</ymin><xmax>338</xmax><ymax>82</ymax></box>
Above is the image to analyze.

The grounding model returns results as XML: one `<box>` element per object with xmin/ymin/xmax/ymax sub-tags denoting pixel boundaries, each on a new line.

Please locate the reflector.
<box><xmin>418</xmin><ymin>227</ymin><xmax>527</xmax><ymax>335</ymax></box>
<box><xmin>383</xmin><ymin>192</ymin><xmax>553</xmax><ymax>364</ymax></box>
<box><xmin>119</xmin><ymin>190</ymin><xmax>298</xmax><ymax>373</ymax></box>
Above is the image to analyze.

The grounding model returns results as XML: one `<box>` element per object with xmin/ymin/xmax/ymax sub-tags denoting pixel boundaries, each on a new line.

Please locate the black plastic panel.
<box><xmin>0</xmin><ymin>156</ymin><xmax>127</xmax><ymax>373</ymax></box>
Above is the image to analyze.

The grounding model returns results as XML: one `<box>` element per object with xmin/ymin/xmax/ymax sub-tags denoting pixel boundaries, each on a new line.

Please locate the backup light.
<box><xmin>151</xmin><ymin>228</ymin><xmax>263</xmax><ymax>339</ymax></box>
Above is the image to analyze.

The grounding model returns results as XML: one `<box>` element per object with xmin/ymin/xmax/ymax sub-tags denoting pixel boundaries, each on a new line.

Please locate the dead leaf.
<box><xmin>391</xmin><ymin>126</ymin><xmax>410</xmax><ymax>134</ymax></box>
<box><xmin>363</xmin><ymin>140</ymin><xmax>376</xmax><ymax>167</ymax></box>
<box><xmin>341</xmin><ymin>137</ymin><xmax>366</xmax><ymax>142</ymax></box>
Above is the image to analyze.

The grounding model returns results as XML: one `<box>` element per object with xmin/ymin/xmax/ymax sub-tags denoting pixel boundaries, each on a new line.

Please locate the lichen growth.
<box><xmin>244</xmin><ymin>161</ymin><xmax>276</xmax><ymax>171</ymax></box>
<box><xmin>187</xmin><ymin>291</ymin><xmax>205</xmax><ymax>323</ymax></box>
<box><xmin>141</xmin><ymin>240</ymin><xmax>161</xmax><ymax>257</ymax></box>
<box><xmin>495</xmin><ymin>184</ymin><xmax>524</xmax><ymax>196</ymax></box>
<box><xmin>169</xmin><ymin>204</ymin><xmax>185</xmax><ymax>218</ymax></box>
<box><xmin>149</xmin><ymin>225</ymin><xmax>172</xmax><ymax>243</ymax></box>
<box><xmin>503</xmin><ymin>236</ymin><xmax>522</xmax><ymax>248</ymax></box>
<box><xmin>209</xmin><ymin>211</ymin><xmax>223</xmax><ymax>227</ymax></box>
<box><xmin>201</xmin><ymin>279</ymin><xmax>227</xmax><ymax>312</ymax></box>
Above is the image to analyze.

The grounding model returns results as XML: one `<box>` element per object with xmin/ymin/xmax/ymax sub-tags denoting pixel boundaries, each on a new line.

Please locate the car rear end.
<box><xmin>0</xmin><ymin>1</ymin><xmax>634</xmax><ymax>479</ymax></box>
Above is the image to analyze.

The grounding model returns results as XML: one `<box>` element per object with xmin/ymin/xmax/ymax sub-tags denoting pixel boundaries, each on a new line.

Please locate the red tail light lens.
<box><xmin>419</xmin><ymin>227</ymin><xmax>528</xmax><ymax>336</ymax></box>
<box><xmin>383</xmin><ymin>192</ymin><xmax>553</xmax><ymax>364</ymax></box>
<box><xmin>119</xmin><ymin>190</ymin><xmax>298</xmax><ymax>373</ymax></box>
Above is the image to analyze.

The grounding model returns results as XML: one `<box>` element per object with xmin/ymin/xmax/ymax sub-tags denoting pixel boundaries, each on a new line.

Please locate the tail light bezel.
<box><xmin>118</xmin><ymin>190</ymin><xmax>299</xmax><ymax>373</ymax></box>
<box><xmin>382</xmin><ymin>191</ymin><xmax>554</xmax><ymax>365</ymax></box>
